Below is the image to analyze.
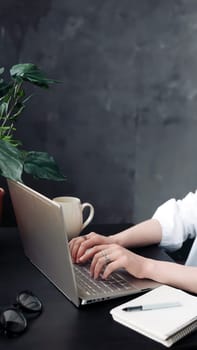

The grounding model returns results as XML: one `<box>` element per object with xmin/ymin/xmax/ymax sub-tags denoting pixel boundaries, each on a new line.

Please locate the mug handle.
<box><xmin>81</xmin><ymin>203</ymin><xmax>94</xmax><ymax>230</ymax></box>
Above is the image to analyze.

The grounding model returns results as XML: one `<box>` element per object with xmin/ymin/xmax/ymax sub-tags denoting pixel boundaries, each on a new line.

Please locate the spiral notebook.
<box><xmin>110</xmin><ymin>285</ymin><xmax>197</xmax><ymax>347</ymax></box>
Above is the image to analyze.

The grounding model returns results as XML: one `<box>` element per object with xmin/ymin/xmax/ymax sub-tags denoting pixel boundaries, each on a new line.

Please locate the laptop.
<box><xmin>7</xmin><ymin>180</ymin><xmax>171</xmax><ymax>307</ymax></box>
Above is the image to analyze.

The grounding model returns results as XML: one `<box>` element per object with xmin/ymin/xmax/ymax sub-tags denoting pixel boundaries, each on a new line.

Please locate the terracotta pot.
<box><xmin>0</xmin><ymin>188</ymin><xmax>5</xmax><ymax>224</ymax></box>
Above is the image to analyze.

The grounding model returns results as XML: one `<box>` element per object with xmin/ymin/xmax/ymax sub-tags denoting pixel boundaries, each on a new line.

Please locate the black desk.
<box><xmin>0</xmin><ymin>225</ymin><xmax>196</xmax><ymax>350</ymax></box>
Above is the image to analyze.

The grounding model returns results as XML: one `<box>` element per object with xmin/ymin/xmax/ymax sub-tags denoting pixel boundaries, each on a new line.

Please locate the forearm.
<box><xmin>109</xmin><ymin>219</ymin><xmax>162</xmax><ymax>248</ymax></box>
<box><xmin>144</xmin><ymin>259</ymin><xmax>197</xmax><ymax>294</ymax></box>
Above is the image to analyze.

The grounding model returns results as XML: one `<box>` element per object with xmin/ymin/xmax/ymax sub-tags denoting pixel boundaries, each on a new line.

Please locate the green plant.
<box><xmin>0</xmin><ymin>63</ymin><xmax>65</xmax><ymax>182</ymax></box>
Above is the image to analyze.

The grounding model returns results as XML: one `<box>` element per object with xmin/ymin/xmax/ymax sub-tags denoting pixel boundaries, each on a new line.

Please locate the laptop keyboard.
<box><xmin>74</xmin><ymin>263</ymin><xmax>135</xmax><ymax>296</ymax></box>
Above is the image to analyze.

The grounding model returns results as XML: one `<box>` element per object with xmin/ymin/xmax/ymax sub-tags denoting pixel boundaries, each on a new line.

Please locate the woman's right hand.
<box><xmin>68</xmin><ymin>232</ymin><xmax>113</xmax><ymax>263</ymax></box>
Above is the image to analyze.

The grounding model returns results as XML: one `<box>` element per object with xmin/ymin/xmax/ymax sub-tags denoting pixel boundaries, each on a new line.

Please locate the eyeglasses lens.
<box><xmin>0</xmin><ymin>309</ymin><xmax>27</xmax><ymax>335</ymax></box>
<box><xmin>17</xmin><ymin>291</ymin><xmax>42</xmax><ymax>312</ymax></box>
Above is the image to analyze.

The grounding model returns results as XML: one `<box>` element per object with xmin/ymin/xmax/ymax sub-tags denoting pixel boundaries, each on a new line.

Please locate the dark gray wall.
<box><xmin>1</xmin><ymin>0</ymin><xmax>197</xmax><ymax>226</ymax></box>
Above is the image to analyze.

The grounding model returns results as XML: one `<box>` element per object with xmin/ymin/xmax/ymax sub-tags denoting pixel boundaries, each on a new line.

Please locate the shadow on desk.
<box><xmin>0</xmin><ymin>225</ymin><xmax>196</xmax><ymax>350</ymax></box>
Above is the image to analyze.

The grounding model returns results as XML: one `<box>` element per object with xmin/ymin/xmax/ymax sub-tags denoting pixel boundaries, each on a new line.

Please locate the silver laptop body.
<box><xmin>8</xmin><ymin>180</ymin><xmax>160</xmax><ymax>307</ymax></box>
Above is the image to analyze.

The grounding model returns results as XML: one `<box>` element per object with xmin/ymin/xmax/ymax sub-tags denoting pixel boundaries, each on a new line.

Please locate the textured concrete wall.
<box><xmin>133</xmin><ymin>1</ymin><xmax>197</xmax><ymax>221</ymax></box>
<box><xmin>1</xmin><ymin>1</ymin><xmax>197</xmax><ymax>225</ymax></box>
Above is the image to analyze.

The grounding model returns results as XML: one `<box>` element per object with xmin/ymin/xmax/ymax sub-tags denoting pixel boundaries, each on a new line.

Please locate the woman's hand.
<box><xmin>68</xmin><ymin>232</ymin><xmax>113</xmax><ymax>263</ymax></box>
<box><xmin>78</xmin><ymin>243</ymin><xmax>149</xmax><ymax>280</ymax></box>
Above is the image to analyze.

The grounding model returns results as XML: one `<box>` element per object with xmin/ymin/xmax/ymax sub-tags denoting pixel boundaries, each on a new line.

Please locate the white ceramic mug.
<box><xmin>53</xmin><ymin>196</ymin><xmax>94</xmax><ymax>240</ymax></box>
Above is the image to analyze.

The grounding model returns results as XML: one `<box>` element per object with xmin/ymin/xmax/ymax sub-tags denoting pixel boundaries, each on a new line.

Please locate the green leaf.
<box><xmin>0</xmin><ymin>68</ymin><xmax>5</xmax><ymax>86</ymax></box>
<box><xmin>24</xmin><ymin>151</ymin><xmax>66</xmax><ymax>181</ymax></box>
<box><xmin>0</xmin><ymin>126</ymin><xmax>11</xmax><ymax>131</ymax></box>
<box><xmin>0</xmin><ymin>101</ymin><xmax>9</xmax><ymax>118</ymax></box>
<box><xmin>10</xmin><ymin>63</ymin><xmax>59</xmax><ymax>88</ymax></box>
<box><xmin>0</xmin><ymin>139</ymin><xmax>23</xmax><ymax>181</ymax></box>
<box><xmin>2</xmin><ymin>136</ymin><xmax>22</xmax><ymax>147</ymax></box>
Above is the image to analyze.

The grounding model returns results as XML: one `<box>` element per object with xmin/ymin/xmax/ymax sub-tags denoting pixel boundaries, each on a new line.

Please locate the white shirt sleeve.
<box><xmin>152</xmin><ymin>191</ymin><xmax>197</xmax><ymax>251</ymax></box>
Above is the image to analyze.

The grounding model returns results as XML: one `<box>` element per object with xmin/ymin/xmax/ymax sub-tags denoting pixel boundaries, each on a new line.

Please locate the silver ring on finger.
<box><xmin>101</xmin><ymin>250</ymin><xmax>110</xmax><ymax>265</ymax></box>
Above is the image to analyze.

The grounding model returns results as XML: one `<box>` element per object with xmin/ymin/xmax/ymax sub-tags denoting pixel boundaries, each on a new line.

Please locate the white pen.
<box><xmin>122</xmin><ymin>301</ymin><xmax>182</xmax><ymax>312</ymax></box>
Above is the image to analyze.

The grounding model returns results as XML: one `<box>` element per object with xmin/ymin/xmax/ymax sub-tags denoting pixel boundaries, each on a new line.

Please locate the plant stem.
<box><xmin>0</xmin><ymin>81</ymin><xmax>23</xmax><ymax>139</ymax></box>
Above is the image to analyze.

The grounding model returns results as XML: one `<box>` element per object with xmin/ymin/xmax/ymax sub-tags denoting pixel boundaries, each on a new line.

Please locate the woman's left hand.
<box><xmin>79</xmin><ymin>243</ymin><xmax>149</xmax><ymax>280</ymax></box>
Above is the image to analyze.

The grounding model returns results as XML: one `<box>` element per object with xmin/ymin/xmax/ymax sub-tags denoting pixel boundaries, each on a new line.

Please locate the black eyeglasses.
<box><xmin>0</xmin><ymin>290</ymin><xmax>42</xmax><ymax>337</ymax></box>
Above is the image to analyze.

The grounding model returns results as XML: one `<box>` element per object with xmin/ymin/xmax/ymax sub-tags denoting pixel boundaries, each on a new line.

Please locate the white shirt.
<box><xmin>152</xmin><ymin>190</ymin><xmax>197</xmax><ymax>266</ymax></box>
